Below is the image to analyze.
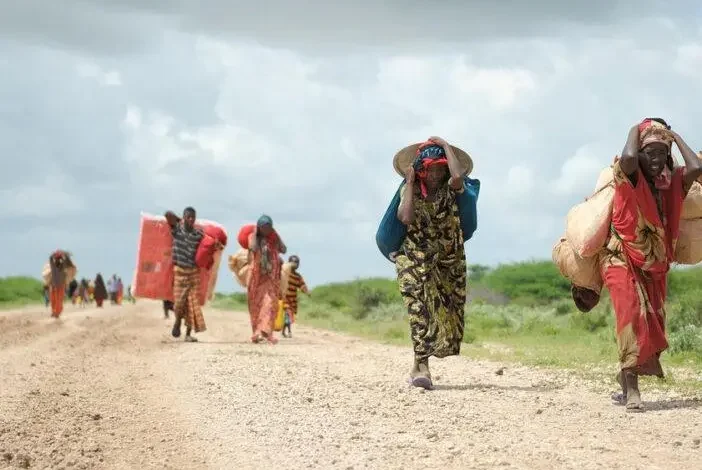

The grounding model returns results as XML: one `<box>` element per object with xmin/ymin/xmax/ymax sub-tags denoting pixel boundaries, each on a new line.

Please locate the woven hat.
<box><xmin>393</xmin><ymin>142</ymin><xmax>473</xmax><ymax>177</ymax></box>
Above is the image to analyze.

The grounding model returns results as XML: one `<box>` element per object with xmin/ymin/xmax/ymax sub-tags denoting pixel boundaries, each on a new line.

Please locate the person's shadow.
<box><xmin>643</xmin><ymin>398</ymin><xmax>702</xmax><ymax>412</ymax></box>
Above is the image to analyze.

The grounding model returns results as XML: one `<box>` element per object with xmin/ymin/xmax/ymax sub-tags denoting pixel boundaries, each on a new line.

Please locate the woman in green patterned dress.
<box><xmin>395</xmin><ymin>136</ymin><xmax>473</xmax><ymax>390</ymax></box>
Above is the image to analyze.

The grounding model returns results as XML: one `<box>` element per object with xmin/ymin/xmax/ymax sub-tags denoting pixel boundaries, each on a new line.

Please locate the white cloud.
<box><xmin>674</xmin><ymin>42</ymin><xmax>702</xmax><ymax>76</ymax></box>
<box><xmin>0</xmin><ymin>173</ymin><xmax>83</xmax><ymax>218</ymax></box>
<box><xmin>76</xmin><ymin>62</ymin><xmax>122</xmax><ymax>86</ymax></box>
<box><xmin>552</xmin><ymin>145</ymin><xmax>611</xmax><ymax>197</ymax></box>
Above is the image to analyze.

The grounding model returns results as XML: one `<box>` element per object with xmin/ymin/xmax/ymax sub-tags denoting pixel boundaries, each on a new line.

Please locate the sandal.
<box><xmin>184</xmin><ymin>335</ymin><xmax>198</xmax><ymax>343</ymax></box>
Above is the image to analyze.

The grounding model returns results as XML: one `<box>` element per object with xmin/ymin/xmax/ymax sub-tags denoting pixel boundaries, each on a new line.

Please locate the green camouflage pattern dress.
<box><xmin>396</xmin><ymin>183</ymin><xmax>467</xmax><ymax>360</ymax></box>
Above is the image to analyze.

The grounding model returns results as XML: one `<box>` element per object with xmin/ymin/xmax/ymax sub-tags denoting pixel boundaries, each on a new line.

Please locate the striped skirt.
<box><xmin>173</xmin><ymin>266</ymin><xmax>206</xmax><ymax>333</ymax></box>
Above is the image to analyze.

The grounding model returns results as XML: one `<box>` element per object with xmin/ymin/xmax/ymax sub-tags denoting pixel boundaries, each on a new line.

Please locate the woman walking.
<box><xmin>603</xmin><ymin>118</ymin><xmax>702</xmax><ymax>412</ymax></box>
<box><xmin>247</xmin><ymin>215</ymin><xmax>287</xmax><ymax>344</ymax></box>
<box><xmin>93</xmin><ymin>274</ymin><xmax>108</xmax><ymax>307</ymax></box>
<box><xmin>395</xmin><ymin>136</ymin><xmax>474</xmax><ymax>390</ymax></box>
<box><xmin>46</xmin><ymin>250</ymin><xmax>76</xmax><ymax>318</ymax></box>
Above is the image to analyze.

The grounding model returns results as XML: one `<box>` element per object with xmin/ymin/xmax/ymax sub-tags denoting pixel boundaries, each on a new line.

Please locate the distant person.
<box><xmin>165</xmin><ymin>207</ymin><xmax>219</xmax><ymax>342</ymax></box>
<box><xmin>93</xmin><ymin>274</ymin><xmax>108</xmax><ymax>307</ymax></box>
<box><xmin>42</xmin><ymin>285</ymin><xmax>50</xmax><ymax>308</ymax></box>
<box><xmin>107</xmin><ymin>276</ymin><xmax>116</xmax><ymax>304</ymax></box>
<box><xmin>281</xmin><ymin>255</ymin><xmax>310</xmax><ymax>338</ymax></box>
<box><xmin>394</xmin><ymin>137</ymin><xmax>474</xmax><ymax>390</ymax></box>
<box><xmin>126</xmin><ymin>284</ymin><xmax>136</xmax><ymax>303</ymax></box>
<box><xmin>594</xmin><ymin>119</ymin><xmax>702</xmax><ymax>412</ymax></box>
<box><xmin>78</xmin><ymin>279</ymin><xmax>90</xmax><ymax>307</ymax></box>
<box><xmin>247</xmin><ymin>215</ymin><xmax>286</xmax><ymax>344</ymax></box>
<box><xmin>47</xmin><ymin>250</ymin><xmax>75</xmax><ymax>318</ymax></box>
<box><xmin>163</xmin><ymin>300</ymin><xmax>174</xmax><ymax>319</ymax></box>
<box><xmin>68</xmin><ymin>279</ymin><xmax>79</xmax><ymax>304</ymax></box>
<box><xmin>116</xmin><ymin>277</ymin><xmax>124</xmax><ymax>305</ymax></box>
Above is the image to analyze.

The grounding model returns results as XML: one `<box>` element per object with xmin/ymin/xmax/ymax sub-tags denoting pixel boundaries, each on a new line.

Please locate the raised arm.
<box><xmin>164</xmin><ymin>210</ymin><xmax>180</xmax><ymax>228</ymax></box>
<box><xmin>619</xmin><ymin>125</ymin><xmax>640</xmax><ymax>177</ymax></box>
<box><xmin>249</xmin><ymin>229</ymin><xmax>260</xmax><ymax>252</ymax></box>
<box><xmin>397</xmin><ymin>167</ymin><xmax>416</xmax><ymax>225</ymax></box>
<box><xmin>430</xmin><ymin>136</ymin><xmax>466</xmax><ymax>190</ymax></box>
<box><xmin>672</xmin><ymin>131</ymin><xmax>702</xmax><ymax>188</ymax></box>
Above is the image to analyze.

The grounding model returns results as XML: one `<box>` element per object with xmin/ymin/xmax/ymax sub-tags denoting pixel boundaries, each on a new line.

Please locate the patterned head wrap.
<box><xmin>257</xmin><ymin>215</ymin><xmax>273</xmax><ymax>227</ymax></box>
<box><xmin>638</xmin><ymin>119</ymin><xmax>674</xmax><ymax>189</ymax></box>
<box><xmin>413</xmin><ymin>142</ymin><xmax>449</xmax><ymax>197</ymax></box>
<box><xmin>639</xmin><ymin>119</ymin><xmax>673</xmax><ymax>150</ymax></box>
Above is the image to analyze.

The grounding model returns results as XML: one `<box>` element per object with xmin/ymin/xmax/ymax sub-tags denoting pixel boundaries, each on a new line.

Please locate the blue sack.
<box><xmin>376</xmin><ymin>177</ymin><xmax>481</xmax><ymax>262</ymax></box>
<box><xmin>457</xmin><ymin>177</ymin><xmax>480</xmax><ymax>242</ymax></box>
<box><xmin>375</xmin><ymin>182</ymin><xmax>407</xmax><ymax>262</ymax></box>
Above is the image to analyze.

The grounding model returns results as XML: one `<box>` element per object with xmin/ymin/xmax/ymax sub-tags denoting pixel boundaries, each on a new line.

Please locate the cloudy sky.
<box><xmin>2</xmin><ymin>0</ymin><xmax>702</xmax><ymax>292</ymax></box>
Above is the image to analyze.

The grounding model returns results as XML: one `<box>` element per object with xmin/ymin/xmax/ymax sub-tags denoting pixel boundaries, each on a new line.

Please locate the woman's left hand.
<box><xmin>428</xmin><ymin>136</ymin><xmax>449</xmax><ymax>148</ymax></box>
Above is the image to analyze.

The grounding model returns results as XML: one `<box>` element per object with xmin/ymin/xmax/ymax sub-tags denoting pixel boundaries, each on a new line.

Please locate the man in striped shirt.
<box><xmin>165</xmin><ymin>207</ymin><xmax>206</xmax><ymax>342</ymax></box>
<box><xmin>282</xmin><ymin>255</ymin><xmax>310</xmax><ymax>338</ymax></box>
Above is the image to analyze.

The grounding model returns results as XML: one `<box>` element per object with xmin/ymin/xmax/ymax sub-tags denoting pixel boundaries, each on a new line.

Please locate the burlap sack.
<box><xmin>280</xmin><ymin>262</ymin><xmax>293</xmax><ymax>296</ymax></box>
<box><xmin>675</xmin><ymin>218</ymin><xmax>702</xmax><ymax>265</ymax></box>
<box><xmin>552</xmin><ymin>237</ymin><xmax>603</xmax><ymax>293</ymax></box>
<box><xmin>565</xmin><ymin>166</ymin><xmax>614</xmax><ymax>258</ymax></box>
<box><xmin>205</xmin><ymin>251</ymin><xmax>222</xmax><ymax>301</ymax></box>
<box><xmin>41</xmin><ymin>263</ymin><xmax>77</xmax><ymax>286</ymax></box>
<box><xmin>41</xmin><ymin>263</ymin><xmax>51</xmax><ymax>286</ymax></box>
<box><xmin>228</xmin><ymin>249</ymin><xmax>251</xmax><ymax>288</ymax></box>
<box><xmin>682</xmin><ymin>182</ymin><xmax>702</xmax><ymax>220</ymax></box>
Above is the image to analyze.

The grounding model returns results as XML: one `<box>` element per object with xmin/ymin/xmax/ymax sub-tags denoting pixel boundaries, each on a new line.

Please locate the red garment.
<box><xmin>602</xmin><ymin>161</ymin><xmax>686</xmax><ymax>376</ymax></box>
<box><xmin>237</xmin><ymin>224</ymin><xmax>278</xmax><ymax>250</ymax></box>
<box><xmin>196</xmin><ymin>225</ymin><xmax>228</xmax><ymax>269</ymax></box>
<box><xmin>50</xmin><ymin>286</ymin><xmax>64</xmax><ymax>318</ymax></box>
<box><xmin>246</xmin><ymin>232</ymin><xmax>282</xmax><ymax>342</ymax></box>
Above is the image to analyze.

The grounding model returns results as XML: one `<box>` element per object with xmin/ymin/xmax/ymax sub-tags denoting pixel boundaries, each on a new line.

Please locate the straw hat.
<box><xmin>392</xmin><ymin>142</ymin><xmax>473</xmax><ymax>177</ymax></box>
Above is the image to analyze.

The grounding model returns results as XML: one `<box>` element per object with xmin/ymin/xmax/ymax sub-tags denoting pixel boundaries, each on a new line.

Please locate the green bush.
<box><xmin>0</xmin><ymin>276</ymin><xmax>44</xmax><ymax>305</ymax></box>
<box><xmin>569</xmin><ymin>310</ymin><xmax>610</xmax><ymax>333</ymax></box>
<box><xmin>481</xmin><ymin>261</ymin><xmax>571</xmax><ymax>305</ymax></box>
<box><xmin>668</xmin><ymin>325</ymin><xmax>702</xmax><ymax>354</ymax></box>
<box><xmin>667</xmin><ymin>292</ymin><xmax>702</xmax><ymax>333</ymax></box>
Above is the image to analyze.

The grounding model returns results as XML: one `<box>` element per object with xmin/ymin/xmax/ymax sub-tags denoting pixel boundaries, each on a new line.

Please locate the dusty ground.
<box><xmin>1</xmin><ymin>301</ymin><xmax>701</xmax><ymax>470</ymax></box>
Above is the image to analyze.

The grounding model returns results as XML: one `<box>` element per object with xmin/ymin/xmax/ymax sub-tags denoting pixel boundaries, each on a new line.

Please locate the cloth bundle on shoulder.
<box><xmin>552</xmin><ymin>237</ymin><xmax>603</xmax><ymax>294</ymax></box>
<box><xmin>42</xmin><ymin>253</ymin><xmax>77</xmax><ymax>286</ymax></box>
<box><xmin>196</xmin><ymin>224</ymin><xmax>228</xmax><ymax>270</ymax></box>
<box><xmin>565</xmin><ymin>166</ymin><xmax>614</xmax><ymax>258</ymax></box>
<box><xmin>237</xmin><ymin>224</ymin><xmax>280</xmax><ymax>250</ymax></box>
<box><xmin>228</xmin><ymin>249</ymin><xmax>251</xmax><ymax>288</ymax></box>
<box><xmin>132</xmin><ymin>212</ymin><xmax>222</xmax><ymax>305</ymax></box>
<box><xmin>375</xmin><ymin>177</ymin><xmax>481</xmax><ymax>262</ymax></box>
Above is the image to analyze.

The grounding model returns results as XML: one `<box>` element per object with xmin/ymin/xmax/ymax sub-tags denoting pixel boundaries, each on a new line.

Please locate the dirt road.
<box><xmin>0</xmin><ymin>302</ymin><xmax>700</xmax><ymax>470</ymax></box>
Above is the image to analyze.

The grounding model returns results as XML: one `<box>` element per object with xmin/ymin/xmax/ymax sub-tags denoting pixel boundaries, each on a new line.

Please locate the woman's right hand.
<box><xmin>404</xmin><ymin>166</ymin><xmax>415</xmax><ymax>184</ymax></box>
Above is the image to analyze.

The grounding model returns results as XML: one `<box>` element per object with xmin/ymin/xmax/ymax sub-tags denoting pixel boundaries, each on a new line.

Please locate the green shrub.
<box><xmin>569</xmin><ymin>310</ymin><xmax>610</xmax><ymax>333</ymax></box>
<box><xmin>668</xmin><ymin>325</ymin><xmax>702</xmax><ymax>354</ymax></box>
<box><xmin>0</xmin><ymin>276</ymin><xmax>44</xmax><ymax>305</ymax></box>
<box><xmin>667</xmin><ymin>292</ymin><xmax>702</xmax><ymax>333</ymax></box>
<box><xmin>481</xmin><ymin>261</ymin><xmax>571</xmax><ymax>305</ymax></box>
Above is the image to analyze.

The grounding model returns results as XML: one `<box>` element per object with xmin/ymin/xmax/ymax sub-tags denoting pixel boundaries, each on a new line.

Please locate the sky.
<box><xmin>2</xmin><ymin>0</ymin><xmax>702</xmax><ymax>292</ymax></box>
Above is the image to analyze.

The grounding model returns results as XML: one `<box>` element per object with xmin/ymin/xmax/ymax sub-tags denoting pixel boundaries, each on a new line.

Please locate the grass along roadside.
<box><xmin>212</xmin><ymin>269</ymin><xmax>702</xmax><ymax>394</ymax></box>
<box><xmin>0</xmin><ymin>276</ymin><xmax>44</xmax><ymax>309</ymax></box>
